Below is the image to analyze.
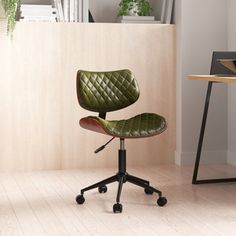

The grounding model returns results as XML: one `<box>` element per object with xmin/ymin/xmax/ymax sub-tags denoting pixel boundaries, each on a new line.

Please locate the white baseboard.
<box><xmin>175</xmin><ymin>151</ymin><xmax>183</xmax><ymax>166</ymax></box>
<box><xmin>175</xmin><ymin>150</ymin><xmax>227</xmax><ymax>166</ymax></box>
<box><xmin>227</xmin><ymin>151</ymin><xmax>236</xmax><ymax>166</ymax></box>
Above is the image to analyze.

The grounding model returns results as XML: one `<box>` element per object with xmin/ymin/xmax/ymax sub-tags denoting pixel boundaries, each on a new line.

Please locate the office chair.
<box><xmin>75</xmin><ymin>69</ymin><xmax>167</xmax><ymax>213</ymax></box>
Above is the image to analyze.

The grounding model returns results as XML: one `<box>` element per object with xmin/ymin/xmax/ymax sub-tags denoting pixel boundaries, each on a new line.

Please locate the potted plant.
<box><xmin>118</xmin><ymin>0</ymin><xmax>151</xmax><ymax>16</ymax></box>
<box><xmin>1</xmin><ymin>0</ymin><xmax>19</xmax><ymax>34</ymax></box>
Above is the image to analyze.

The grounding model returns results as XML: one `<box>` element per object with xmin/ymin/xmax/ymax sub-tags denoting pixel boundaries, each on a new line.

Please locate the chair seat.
<box><xmin>79</xmin><ymin>113</ymin><xmax>167</xmax><ymax>138</ymax></box>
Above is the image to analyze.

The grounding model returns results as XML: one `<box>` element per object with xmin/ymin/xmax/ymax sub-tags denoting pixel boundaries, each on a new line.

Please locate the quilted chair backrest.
<box><xmin>76</xmin><ymin>69</ymin><xmax>140</xmax><ymax>112</ymax></box>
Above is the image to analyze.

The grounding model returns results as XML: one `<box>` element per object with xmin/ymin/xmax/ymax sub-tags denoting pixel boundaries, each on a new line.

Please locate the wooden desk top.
<box><xmin>188</xmin><ymin>75</ymin><xmax>236</xmax><ymax>83</ymax></box>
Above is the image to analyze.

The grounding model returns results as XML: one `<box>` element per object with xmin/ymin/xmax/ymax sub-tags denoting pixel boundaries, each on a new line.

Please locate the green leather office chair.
<box><xmin>75</xmin><ymin>69</ymin><xmax>167</xmax><ymax>213</ymax></box>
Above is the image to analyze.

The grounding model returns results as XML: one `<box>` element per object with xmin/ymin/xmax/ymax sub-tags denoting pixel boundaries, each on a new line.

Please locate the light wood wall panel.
<box><xmin>0</xmin><ymin>22</ymin><xmax>175</xmax><ymax>171</ymax></box>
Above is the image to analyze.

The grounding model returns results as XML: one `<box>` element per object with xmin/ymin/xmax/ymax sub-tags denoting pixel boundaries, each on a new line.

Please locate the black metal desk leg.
<box><xmin>192</xmin><ymin>82</ymin><xmax>213</xmax><ymax>184</ymax></box>
<box><xmin>192</xmin><ymin>81</ymin><xmax>236</xmax><ymax>184</ymax></box>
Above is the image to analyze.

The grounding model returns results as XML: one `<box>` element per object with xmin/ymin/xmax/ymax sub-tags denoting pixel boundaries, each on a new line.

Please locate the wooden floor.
<box><xmin>1</xmin><ymin>164</ymin><xmax>236</xmax><ymax>236</ymax></box>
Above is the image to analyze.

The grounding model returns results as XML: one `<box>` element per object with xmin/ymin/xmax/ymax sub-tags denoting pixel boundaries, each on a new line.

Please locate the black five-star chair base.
<box><xmin>76</xmin><ymin>139</ymin><xmax>167</xmax><ymax>213</ymax></box>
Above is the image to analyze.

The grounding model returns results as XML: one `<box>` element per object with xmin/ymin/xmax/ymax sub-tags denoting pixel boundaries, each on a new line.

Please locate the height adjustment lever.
<box><xmin>94</xmin><ymin>137</ymin><xmax>115</xmax><ymax>154</ymax></box>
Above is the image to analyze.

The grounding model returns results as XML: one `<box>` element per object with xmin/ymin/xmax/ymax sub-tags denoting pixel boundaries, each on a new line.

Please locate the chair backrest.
<box><xmin>210</xmin><ymin>51</ymin><xmax>236</xmax><ymax>75</ymax></box>
<box><xmin>76</xmin><ymin>69</ymin><xmax>140</xmax><ymax>113</ymax></box>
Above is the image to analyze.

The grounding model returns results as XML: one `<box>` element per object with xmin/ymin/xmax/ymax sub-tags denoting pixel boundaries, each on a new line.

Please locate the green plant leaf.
<box><xmin>118</xmin><ymin>0</ymin><xmax>151</xmax><ymax>16</ymax></box>
<box><xmin>2</xmin><ymin>0</ymin><xmax>19</xmax><ymax>35</ymax></box>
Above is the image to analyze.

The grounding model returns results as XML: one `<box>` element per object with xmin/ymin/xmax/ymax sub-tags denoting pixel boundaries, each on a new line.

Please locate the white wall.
<box><xmin>227</xmin><ymin>0</ymin><xmax>236</xmax><ymax>165</ymax></box>
<box><xmin>89</xmin><ymin>0</ymin><xmax>120</xmax><ymax>22</ymax></box>
<box><xmin>175</xmin><ymin>0</ymin><xmax>228</xmax><ymax>165</ymax></box>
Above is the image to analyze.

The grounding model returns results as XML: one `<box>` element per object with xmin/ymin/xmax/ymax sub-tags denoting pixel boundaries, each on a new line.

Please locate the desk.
<box><xmin>189</xmin><ymin>75</ymin><xmax>236</xmax><ymax>184</ymax></box>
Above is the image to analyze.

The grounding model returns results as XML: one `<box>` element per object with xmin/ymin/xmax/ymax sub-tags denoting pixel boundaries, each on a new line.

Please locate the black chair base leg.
<box><xmin>80</xmin><ymin>175</ymin><xmax>118</xmax><ymax>195</ymax></box>
<box><xmin>113</xmin><ymin>175</ymin><xmax>125</xmax><ymax>213</ymax></box>
<box><xmin>127</xmin><ymin>174</ymin><xmax>149</xmax><ymax>185</ymax></box>
<box><xmin>126</xmin><ymin>174</ymin><xmax>162</xmax><ymax>196</ymax></box>
<box><xmin>116</xmin><ymin>176</ymin><xmax>124</xmax><ymax>203</ymax></box>
<box><xmin>126</xmin><ymin>174</ymin><xmax>167</xmax><ymax>207</ymax></box>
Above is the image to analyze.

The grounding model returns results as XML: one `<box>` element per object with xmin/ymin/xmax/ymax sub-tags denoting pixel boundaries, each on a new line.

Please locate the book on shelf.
<box><xmin>20</xmin><ymin>16</ymin><xmax>57</xmax><ymax>22</ymax></box>
<box><xmin>62</xmin><ymin>0</ymin><xmax>69</xmax><ymax>21</ymax></box>
<box><xmin>164</xmin><ymin>0</ymin><xmax>174</xmax><ymax>24</ymax></box>
<box><xmin>74</xmin><ymin>0</ymin><xmax>78</xmax><ymax>22</ymax></box>
<box><xmin>20</xmin><ymin>4</ymin><xmax>56</xmax><ymax>15</ymax></box>
<box><xmin>160</xmin><ymin>0</ymin><xmax>167</xmax><ymax>23</ymax></box>
<box><xmin>20</xmin><ymin>4</ymin><xmax>57</xmax><ymax>22</ymax></box>
<box><xmin>53</xmin><ymin>0</ymin><xmax>64</xmax><ymax>22</ymax></box>
<box><xmin>82</xmin><ymin>0</ymin><xmax>89</xmax><ymax>22</ymax></box>
<box><xmin>69</xmin><ymin>0</ymin><xmax>73</xmax><ymax>21</ymax></box>
<box><xmin>78</xmin><ymin>0</ymin><xmax>82</xmax><ymax>22</ymax></box>
<box><xmin>61</xmin><ymin>0</ymin><xmax>89</xmax><ymax>22</ymax></box>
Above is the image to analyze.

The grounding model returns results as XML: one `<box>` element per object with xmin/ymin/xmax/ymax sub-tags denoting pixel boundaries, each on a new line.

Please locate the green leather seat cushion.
<box><xmin>80</xmin><ymin>113</ymin><xmax>167</xmax><ymax>138</ymax></box>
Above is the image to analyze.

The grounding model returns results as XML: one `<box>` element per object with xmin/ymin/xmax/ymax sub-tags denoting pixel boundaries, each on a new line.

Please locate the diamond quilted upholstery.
<box><xmin>80</xmin><ymin>113</ymin><xmax>167</xmax><ymax>138</ymax></box>
<box><xmin>77</xmin><ymin>70</ymin><xmax>140</xmax><ymax>112</ymax></box>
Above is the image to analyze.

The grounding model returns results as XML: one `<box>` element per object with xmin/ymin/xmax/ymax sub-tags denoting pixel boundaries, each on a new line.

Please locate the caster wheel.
<box><xmin>113</xmin><ymin>203</ymin><xmax>122</xmax><ymax>213</ymax></box>
<box><xmin>98</xmin><ymin>185</ymin><xmax>107</xmax><ymax>193</ymax></box>
<box><xmin>157</xmin><ymin>197</ymin><xmax>167</xmax><ymax>207</ymax></box>
<box><xmin>144</xmin><ymin>188</ymin><xmax>153</xmax><ymax>195</ymax></box>
<box><xmin>76</xmin><ymin>195</ymin><xmax>85</xmax><ymax>205</ymax></box>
